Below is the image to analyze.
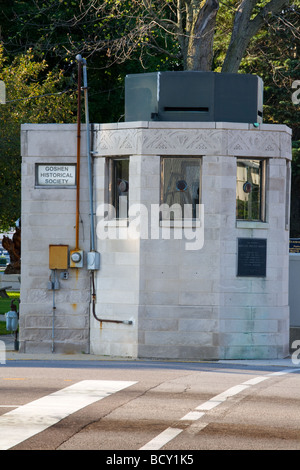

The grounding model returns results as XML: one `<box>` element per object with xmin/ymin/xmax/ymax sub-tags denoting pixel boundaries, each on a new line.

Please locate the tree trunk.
<box><xmin>222</xmin><ymin>0</ymin><xmax>289</xmax><ymax>73</ymax></box>
<box><xmin>2</xmin><ymin>227</ymin><xmax>21</xmax><ymax>274</ymax></box>
<box><xmin>183</xmin><ymin>0</ymin><xmax>219</xmax><ymax>71</ymax></box>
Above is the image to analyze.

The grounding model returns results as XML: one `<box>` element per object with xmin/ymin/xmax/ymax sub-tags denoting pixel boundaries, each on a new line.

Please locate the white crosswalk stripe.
<box><xmin>0</xmin><ymin>380</ymin><xmax>136</xmax><ymax>450</ymax></box>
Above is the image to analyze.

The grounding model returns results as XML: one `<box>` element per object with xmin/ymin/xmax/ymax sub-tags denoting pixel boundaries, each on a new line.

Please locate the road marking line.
<box><xmin>0</xmin><ymin>379</ymin><xmax>136</xmax><ymax>450</ymax></box>
<box><xmin>242</xmin><ymin>376</ymin><xmax>269</xmax><ymax>385</ymax></box>
<box><xmin>140</xmin><ymin>371</ymin><xmax>294</xmax><ymax>450</ymax></box>
<box><xmin>211</xmin><ymin>384</ymin><xmax>250</xmax><ymax>402</ymax></box>
<box><xmin>140</xmin><ymin>427</ymin><xmax>183</xmax><ymax>450</ymax></box>
<box><xmin>2</xmin><ymin>378</ymin><xmax>26</xmax><ymax>380</ymax></box>
<box><xmin>195</xmin><ymin>384</ymin><xmax>251</xmax><ymax>412</ymax></box>
<box><xmin>196</xmin><ymin>400</ymin><xmax>223</xmax><ymax>411</ymax></box>
<box><xmin>139</xmin><ymin>383</ymin><xmax>251</xmax><ymax>450</ymax></box>
<box><xmin>0</xmin><ymin>405</ymin><xmax>19</xmax><ymax>408</ymax></box>
<box><xmin>269</xmin><ymin>369</ymin><xmax>300</xmax><ymax>376</ymax></box>
<box><xmin>180</xmin><ymin>410</ymin><xmax>205</xmax><ymax>421</ymax></box>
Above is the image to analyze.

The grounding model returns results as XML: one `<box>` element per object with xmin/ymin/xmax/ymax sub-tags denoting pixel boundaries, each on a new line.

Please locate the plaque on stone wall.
<box><xmin>237</xmin><ymin>238</ymin><xmax>267</xmax><ymax>277</ymax></box>
<box><xmin>35</xmin><ymin>164</ymin><xmax>76</xmax><ymax>187</ymax></box>
<box><xmin>289</xmin><ymin>239</ymin><xmax>300</xmax><ymax>253</ymax></box>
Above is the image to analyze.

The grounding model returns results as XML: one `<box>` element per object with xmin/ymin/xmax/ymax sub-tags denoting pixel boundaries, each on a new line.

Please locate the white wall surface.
<box><xmin>21</xmin><ymin>122</ymin><xmax>292</xmax><ymax>359</ymax></box>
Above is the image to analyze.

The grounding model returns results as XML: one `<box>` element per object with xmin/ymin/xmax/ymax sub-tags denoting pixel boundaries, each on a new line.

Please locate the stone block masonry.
<box><xmin>20</xmin><ymin>122</ymin><xmax>292</xmax><ymax>359</ymax></box>
<box><xmin>20</xmin><ymin>125</ymin><xmax>90</xmax><ymax>354</ymax></box>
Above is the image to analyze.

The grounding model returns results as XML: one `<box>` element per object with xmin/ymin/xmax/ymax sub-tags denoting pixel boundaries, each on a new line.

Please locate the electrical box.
<box><xmin>87</xmin><ymin>251</ymin><xmax>100</xmax><ymax>270</ymax></box>
<box><xmin>49</xmin><ymin>245</ymin><xmax>69</xmax><ymax>270</ymax></box>
<box><xmin>70</xmin><ymin>249</ymin><xmax>84</xmax><ymax>268</ymax></box>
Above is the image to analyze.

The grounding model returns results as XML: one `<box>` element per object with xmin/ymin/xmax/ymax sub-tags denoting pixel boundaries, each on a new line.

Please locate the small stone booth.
<box><xmin>20</xmin><ymin>72</ymin><xmax>292</xmax><ymax>359</ymax></box>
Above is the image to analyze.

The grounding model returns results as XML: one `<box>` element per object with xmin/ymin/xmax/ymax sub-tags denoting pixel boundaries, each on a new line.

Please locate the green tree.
<box><xmin>3</xmin><ymin>0</ymin><xmax>295</xmax><ymax>72</ymax></box>
<box><xmin>231</xmin><ymin>5</ymin><xmax>300</xmax><ymax>235</ymax></box>
<box><xmin>0</xmin><ymin>0</ymin><xmax>299</xmax><ymax>231</ymax></box>
<box><xmin>3</xmin><ymin>1</ymin><xmax>298</xmax><ymax>122</ymax></box>
<box><xmin>0</xmin><ymin>46</ymin><xmax>76</xmax><ymax>230</ymax></box>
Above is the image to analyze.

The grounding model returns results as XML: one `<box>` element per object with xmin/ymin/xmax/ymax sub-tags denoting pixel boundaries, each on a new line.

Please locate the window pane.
<box><xmin>161</xmin><ymin>157</ymin><xmax>201</xmax><ymax>219</ymax></box>
<box><xmin>236</xmin><ymin>159</ymin><xmax>265</xmax><ymax>221</ymax></box>
<box><xmin>110</xmin><ymin>158</ymin><xmax>129</xmax><ymax>218</ymax></box>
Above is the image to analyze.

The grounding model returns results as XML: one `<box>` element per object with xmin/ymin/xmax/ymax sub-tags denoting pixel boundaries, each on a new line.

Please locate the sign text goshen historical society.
<box><xmin>36</xmin><ymin>164</ymin><xmax>76</xmax><ymax>187</ymax></box>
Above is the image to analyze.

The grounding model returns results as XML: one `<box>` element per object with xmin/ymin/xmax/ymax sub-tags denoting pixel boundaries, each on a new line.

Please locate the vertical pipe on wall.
<box><xmin>51</xmin><ymin>269</ymin><xmax>56</xmax><ymax>353</ymax></box>
<box><xmin>82</xmin><ymin>59</ymin><xmax>97</xmax><ymax>331</ymax></box>
<box><xmin>75</xmin><ymin>55</ymin><xmax>83</xmax><ymax>250</ymax></box>
<box><xmin>82</xmin><ymin>58</ymin><xmax>96</xmax><ymax>252</ymax></box>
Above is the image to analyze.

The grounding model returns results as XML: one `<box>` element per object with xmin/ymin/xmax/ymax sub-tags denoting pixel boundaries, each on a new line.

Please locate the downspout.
<box><xmin>75</xmin><ymin>55</ymin><xmax>83</xmax><ymax>250</ymax></box>
<box><xmin>81</xmin><ymin>58</ymin><xmax>97</xmax><ymax>325</ymax></box>
<box><xmin>51</xmin><ymin>269</ymin><xmax>56</xmax><ymax>353</ymax></box>
<box><xmin>82</xmin><ymin>58</ymin><xmax>132</xmax><ymax>327</ymax></box>
<box><xmin>82</xmin><ymin>58</ymin><xmax>95</xmax><ymax>252</ymax></box>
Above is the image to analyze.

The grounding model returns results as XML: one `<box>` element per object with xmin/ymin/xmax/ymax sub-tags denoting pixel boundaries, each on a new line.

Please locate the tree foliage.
<box><xmin>0</xmin><ymin>0</ymin><xmax>299</xmax><ymax>232</ymax></box>
<box><xmin>0</xmin><ymin>45</ymin><xmax>76</xmax><ymax>230</ymax></box>
<box><xmin>2</xmin><ymin>0</ymin><xmax>298</xmax><ymax>73</ymax></box>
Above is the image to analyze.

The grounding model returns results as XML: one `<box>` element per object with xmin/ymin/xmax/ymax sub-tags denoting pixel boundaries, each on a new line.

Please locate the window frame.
<box><xmin>160</xmin><ymin>156</ymin><xmax>202</xmax><ymax>221</ymax></box>
<box><xmin>107</xmin><ymin>156</ymin><xmax>129</xmax><ymax>220</ymax></box>
<box><xmin>236</xmin><ymin>157</ymin><xmax>267</xmax><ymax>223</ymax></box>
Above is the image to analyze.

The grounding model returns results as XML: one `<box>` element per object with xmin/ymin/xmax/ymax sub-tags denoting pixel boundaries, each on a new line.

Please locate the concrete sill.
<box><xmin>236</xmin><ymin>221</ymin><xmax>269</xmax><ymax>229</ymax></box>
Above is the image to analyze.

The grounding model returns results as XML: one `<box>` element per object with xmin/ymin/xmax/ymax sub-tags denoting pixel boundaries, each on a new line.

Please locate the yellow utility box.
<box><xmin>49</xmin><ymin>245</ymin><xmax>69</xmax><ymax>270</ymax></box>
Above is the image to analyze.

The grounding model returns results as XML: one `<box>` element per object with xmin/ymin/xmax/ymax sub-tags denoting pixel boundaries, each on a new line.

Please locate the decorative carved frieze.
<box><xmin>227</xmin><ymin>130</ymin><xmax>280</xmax><ymax>157</ymax></box>
<box><xmin>95</xmin><ymin>124</ymin><xmax>291</xmax><ymax>159</ymax></box>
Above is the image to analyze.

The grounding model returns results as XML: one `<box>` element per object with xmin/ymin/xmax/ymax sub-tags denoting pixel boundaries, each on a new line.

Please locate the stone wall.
<box><xmin>20</xmin><ymin>124</ymin><xmax>90</xmax><ymax>353</ymax></box>
<box><xmin>92</xmin><ymin>122</ymin><xmax>291</xmax><ymax>360</ymax></box>
<box><xmin>20</xmin><ymin>122</ymin><xmax>292</xmax><ymax>359</ymax></box>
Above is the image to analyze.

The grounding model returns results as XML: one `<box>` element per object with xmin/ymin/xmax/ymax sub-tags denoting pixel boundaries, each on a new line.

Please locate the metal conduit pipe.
<box><xmin>91</xmin><ymin>270</ymin><xmax>132</xmax><ymax>325</ymax></box>
<box><xmin>79</xmin><ymin>55</ymin><xmax>133</xmax><ymax>327</ymax></box>
<box><xmin>51</xmin><ymin>269</ymin><xmax>56</xmax><ymax>353</ymax></box>
<box><xmin>75</xmin><ymin>54</ymin><xmax>83</xmax><ymax>250</ymax></box>
<box><xmin>82</xmin><ymin>59</ymin><xmax>95</xmax><ymax>252</ymax></box>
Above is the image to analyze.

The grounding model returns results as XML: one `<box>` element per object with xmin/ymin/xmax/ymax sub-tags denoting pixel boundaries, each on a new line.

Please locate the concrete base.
<box><xmin>18</xmin><ymin>340</ymin><xmax>89</xmax><ymax>355</ymax></box>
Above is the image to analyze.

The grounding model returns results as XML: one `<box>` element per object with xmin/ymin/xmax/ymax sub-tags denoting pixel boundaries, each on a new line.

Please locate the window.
<box><xmin>107</xmin><ymin>157</ymin><xmax>129</xmax><ymax>218</ymax></box>
<box><xmin>160</xmin><ymin>157</ymin><xmax>201</xmax><ymax>220</ymax></box>
<box><xmin>236</xmin><ymin>158</ymin><xmax>266</xmax><ymax>222</ymax></box>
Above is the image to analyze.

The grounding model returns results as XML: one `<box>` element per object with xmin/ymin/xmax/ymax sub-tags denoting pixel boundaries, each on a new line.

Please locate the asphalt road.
<box><xmin>0</xmin><ymin>357</ymin><xmax>299</xmax><ymax>453</ymax></box>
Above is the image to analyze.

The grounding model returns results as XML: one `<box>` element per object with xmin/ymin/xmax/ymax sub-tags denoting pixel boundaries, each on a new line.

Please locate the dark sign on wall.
<box><xmin>237</xmin><ymin>238</ymin><xmax>267</xmax><ymax>277</ymax></box>
<box><xmin>289</xmin><ymin>239</ymin><xmax>300</xmax><ymax>253</ymax></box>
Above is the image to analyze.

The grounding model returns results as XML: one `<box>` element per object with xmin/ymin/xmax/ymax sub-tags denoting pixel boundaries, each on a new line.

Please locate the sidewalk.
<box><xmin>1</xmin><ymin>335</ymin><xmax>299</xmax><ymax>368</ymax></box>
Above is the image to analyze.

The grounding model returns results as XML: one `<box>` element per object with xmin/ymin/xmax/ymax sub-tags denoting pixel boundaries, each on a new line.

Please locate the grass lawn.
<box><xmin>0</xmin><ymin>292</ymin><xmax>20</xmax><ymax>335</ymax></box>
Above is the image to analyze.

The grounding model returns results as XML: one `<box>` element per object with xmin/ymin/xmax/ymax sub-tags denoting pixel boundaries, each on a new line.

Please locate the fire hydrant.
<box><xmin>5</xmin><ymin>300</ymin><xmax>19</xmax><ymax>350</ymax></box>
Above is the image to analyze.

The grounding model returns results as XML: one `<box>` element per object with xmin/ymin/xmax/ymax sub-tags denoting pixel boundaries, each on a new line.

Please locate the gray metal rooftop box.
<box><xmin>125</xmin><ymin>71</ymin><xmax>263</xmax><ymax>123</ymax></box>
